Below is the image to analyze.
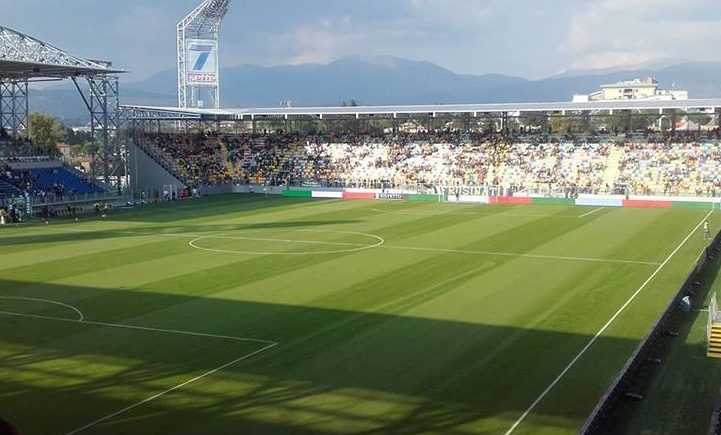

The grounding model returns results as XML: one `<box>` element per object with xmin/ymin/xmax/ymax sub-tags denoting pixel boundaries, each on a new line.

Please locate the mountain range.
<box><xmin>29</xmin><ymin>56</ymin><xmax>721</xmax><ymax>125</ymax></box>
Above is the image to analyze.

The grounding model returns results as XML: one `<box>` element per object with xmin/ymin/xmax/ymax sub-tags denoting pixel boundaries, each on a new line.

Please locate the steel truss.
<box><xmin>0</xmin><ymin>25</ymin><xmax>126</xmax><ymax>186</ymax></box>
<box><xmin>73</xmin><ymin>74</ymin><xmax>122</xmax><ymax>187</ymax></box>
<box><xmin>121</xmin><ymin>106</ymin><xmax>202</xmax><ymax>121</ymax></box>
<box><xmin>177</xmin><ymin>0</ymin><xmax>230</xmax><ymax>109</ymax></box>
<box><xmin>0</xmin><ymin>80</ymin><xmax>28</xmax><ymax>135</ymax></box>
<box><xmin>0</xmin><ymin>25</ymin><xmax>116</xmax><ymax>78</ymax></box>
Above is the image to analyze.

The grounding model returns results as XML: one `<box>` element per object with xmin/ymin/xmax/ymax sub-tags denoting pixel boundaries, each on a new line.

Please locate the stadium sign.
<box><xmin>375</xmin><ymin>193</ymin><xmax>405</xmax><ymax>200</ymax></box>
<box><xmin>186</xmin><ymin>39</ymin><xmax>218</xmax><ymax>85</ymax></box>
<box><xmin>435</xmin><ymin>186</ymin><xmax>487</xmax><ymax>196</ymax></box>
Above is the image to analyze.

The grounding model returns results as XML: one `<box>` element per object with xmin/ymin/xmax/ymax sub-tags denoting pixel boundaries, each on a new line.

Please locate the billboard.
<box><xmin>185</xmin><ymin>39</ymin><xmax>218</xmax><ymax>85</ymax></box>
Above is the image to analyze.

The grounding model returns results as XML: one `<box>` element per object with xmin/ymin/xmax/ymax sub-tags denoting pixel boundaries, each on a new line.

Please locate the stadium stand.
<box><xmin>137</xmin><ymin>131</ymin><xmax>721</xmax><ymax>196</ymax></box>
<box><xmin>19</xmin><ymin>167</ymin><xmax>104</xmax><ymax>196</ymax></box>
<box><xmin>1</xmin><ymin>160</ymin><xmax>106</xmax><ymax>205</ymax></box>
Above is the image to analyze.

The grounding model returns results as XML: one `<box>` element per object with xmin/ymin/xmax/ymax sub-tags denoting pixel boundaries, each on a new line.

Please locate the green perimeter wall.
<box><xmin>282</xmin><ymin>189</ymin><xmax>312</xmax><ymax>198</ymax></box>
<box><xmin>672</xmin><ymin>201</ymin><xmax>717</xmax><ymax>210</ymax></box>
<box><xmin>409</xmin><ymin>194</ymin><xmax>439</xmax><ymax>202</ymax></box>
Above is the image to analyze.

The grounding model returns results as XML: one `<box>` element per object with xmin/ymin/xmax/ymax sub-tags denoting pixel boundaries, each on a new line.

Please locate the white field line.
<box><xmin>188</xmin><ymin>229</ymin><xmax>385</xmax><ymax>256</ymax></box>
<box><xmin>204</xmin><ymin>235</ymin><xmax>370</xmax><ymax>247</ymax></box>
<box><xmin>380</xmin><ymin>245</ymin><xmax>660</xmax><ymax>266</ymax></box>
<box><xmin>24</xmin><ymin>221</ymin><xmax>657</xmax><ymax>265</ymax></box>
<box><xmin>0</xmin><ymin>306</ymin><xmax>280</xmax><ymax>432</ymax></box>
<box><xmin>187</xmin><ymin>234</ymin><xmax>657</xmax><ymax>265</ymax></box>
<box><xmin>170</xmin><ymin>230</ymin><xmax>658</xmax><ymax>266</ymax></box>
<box><xmin>0</xmin><ymin>310</ymin><xmax>276</xmax><ymax>345</ymax></box>
<box><xmin>503</xmin><ymin>209</ymin><xmax>714</xmax><ymax>435</ymax></box>
<box><xmin>65</xmin><ymin>341</ymin><xmax>278</xmax><ymax>435</ymax></box>
<box><xmin>579</xmin><ymin>207</ymin><xmax>604</xmax><ymax>218</ymax></box>
<box><xmin>0</xmin><ymin>296</ymin><xmax>84</xmax><ymax>321</ymax></box>
<box><xmin>81</xmin><ymin>319</ymin><xmax>278</xmax><ymax>345</ymax></box>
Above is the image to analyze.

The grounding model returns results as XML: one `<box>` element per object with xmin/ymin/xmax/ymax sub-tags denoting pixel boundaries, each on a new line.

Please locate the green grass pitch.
<box><xmin>0</xmin><ymin>195</ymin><xmax>718</xmax><ymax>435</ymax></box>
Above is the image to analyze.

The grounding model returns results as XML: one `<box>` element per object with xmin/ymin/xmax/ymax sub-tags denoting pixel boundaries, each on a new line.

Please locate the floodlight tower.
<box><xmin>177</xmin><ymin>0</ymin><xmax>230</xmax><ymax>109</ymax></box>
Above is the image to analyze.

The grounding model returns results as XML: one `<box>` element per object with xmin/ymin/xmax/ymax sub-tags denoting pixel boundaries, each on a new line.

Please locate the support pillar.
<box><xmin>0</xmin><ymin>80</ymin><xmax>28</xmax><ymax>137</ymax></box>
<box><xmin>73</xmin><ymin>74</ymin><xmax>121</xmax><ymax>186</ymax></box>
<box><xmin>671</xmin><ymin>111</ymin><xmax>677</xmax><ymax>135</ymax></box>
<box><xmin>542</xmin><ymin>113</ymin><xmax>550</xmax><ymax>134</ymax></box>
<box><xmin>462</xmin><ymin>114</ymin><xmax>471</xmax><ymax>132</ymax></box>
<box><xmin>624</xmin><ymin>111</ymin><xmax>632</xmax><ymax>134</ymax></box>
<box><xmin>581</xmin><ymin>111</ymin><xmax>591</xmax><ymax>134</ymax></box>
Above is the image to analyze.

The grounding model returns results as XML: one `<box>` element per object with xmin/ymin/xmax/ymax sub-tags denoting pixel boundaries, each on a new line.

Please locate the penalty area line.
<box><xmin>503</xmin><ymin>209</ymin><xmax>714</xmax><ymax>435</ymax></box>
<box><xmin>0</xmin><ymin>310</ymin><xmax>276</xmax><ymax>345</ymax></box>
<box><xmin>0</xmin><ymin>310</ymin><xmax>281</xmax><ymax>433</ymax></box>
<box><xmin>65</xmin><ymin>341</ymin><xmax>278</xmax><ymax>435</ymax></box>
<box><xmin>0</xmin><ymin>296</ymin><xmax>84</xmax><ymax>321</ymax></box>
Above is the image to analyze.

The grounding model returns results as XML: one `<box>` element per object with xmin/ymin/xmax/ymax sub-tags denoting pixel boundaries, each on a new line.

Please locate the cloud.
<box><xmin>246</xmin><ymin>0</ymin><xmax>573</xmax><ymax>78</ymax></box>
<box><xmin>3</xmin><ymin>0</ymin><xmax>576</xmax><ymax>79</ymax></box>
<box><xmin>6</xmin><ymin>0</ymin><xmax>721</xmax><ymax>82</ymax></box>
<box><xmin>264</xmin><ymin>16</ymin><xmax>361</xmax><ymax>65</ymax></box>
<box><xmin>566</xmin><ymin>0</ymin><xmax>721</xmax><ymax>70</ymax></box>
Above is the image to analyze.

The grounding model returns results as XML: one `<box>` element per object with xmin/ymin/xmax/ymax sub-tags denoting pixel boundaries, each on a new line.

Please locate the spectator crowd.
<box><xmin>137</xmin><ymin>131</ymin><xmax>721</xmax><ymax>197</ymax></box>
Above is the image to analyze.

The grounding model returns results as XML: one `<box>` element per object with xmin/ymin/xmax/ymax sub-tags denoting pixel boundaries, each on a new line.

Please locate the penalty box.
<box><xmin>0</xmin><ymin>306</ymin><xmax>277</xmax><ymax>435</ymax></box>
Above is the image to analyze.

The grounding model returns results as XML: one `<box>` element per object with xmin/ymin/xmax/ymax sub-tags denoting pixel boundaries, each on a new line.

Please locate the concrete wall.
<box><xmin>128</xmin><ymin>143</ymin><xmax>185</xmax><ymax>199</ymax></box>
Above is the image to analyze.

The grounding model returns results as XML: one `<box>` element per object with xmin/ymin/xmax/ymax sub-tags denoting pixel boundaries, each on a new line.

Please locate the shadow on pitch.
<box><xmin>110</xmin><ymin>194</ymin><xmax>338</xmax><ymax>223</ymax></box>
<box><xmin>0</xmin><ymin>219</ymin><xmax>364</xmax><ymax>247</ymax></box>
<box><xmin>0</xmin><ymin>277</ymin><xmax>702</xmax><ymax>435</ymax></box>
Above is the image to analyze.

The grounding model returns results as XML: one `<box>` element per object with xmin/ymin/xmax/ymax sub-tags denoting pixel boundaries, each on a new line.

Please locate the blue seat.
<box><xmin>0</xmin><ymin>179</ymin><xmax>21</xmax><ymax>199</ymax></box>
<box><xmin>17</xmin><ymin>167</ymin><xmax>105</xmax><ymax>196</ymax></box>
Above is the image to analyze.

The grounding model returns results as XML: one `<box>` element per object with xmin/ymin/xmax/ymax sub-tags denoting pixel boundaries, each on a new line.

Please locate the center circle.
<box><xmin>188</xmin><ymin>229</ymin><xmax>385</xmax><ymax>255</ymax></box>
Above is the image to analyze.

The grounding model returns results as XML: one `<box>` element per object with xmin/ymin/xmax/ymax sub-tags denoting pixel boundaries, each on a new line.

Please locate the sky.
<box><xmin>3</xmin><ymin>0</ymin><xmax>721</xmax><ymax>82</ymax></box>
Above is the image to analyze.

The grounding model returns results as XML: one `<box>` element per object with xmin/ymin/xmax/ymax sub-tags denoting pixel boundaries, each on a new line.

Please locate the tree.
<box><xmin>688</xmin><ymin>114</ymin><xmax>712</xmax><ymax>127</ymax></box>
<box><xmin>28</xmin><ymin>112</ymin><xmax>65</xmax><ymax>155</ymax></box>
<box><xmin>550</xmin><ymin>116</ymin><xmax>582</xmax><ymax>134</ymax></box>
<box><xmin>64</xmin><ymin>127</ymin><xmax>93</xmax><ymax>146</ymax></box>
<box><xmin>518</xmin><ymin>112</ymin><xmax>547</xmax><ymax>131</ymax></box>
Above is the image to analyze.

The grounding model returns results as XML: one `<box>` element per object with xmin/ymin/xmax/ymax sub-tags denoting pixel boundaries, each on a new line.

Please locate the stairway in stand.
<box><xmin>134</xmin><ymin>140</ymin><xmax>192</xmax><ymax>185</ymax></box>
<box><xmin>602</xmin><ymin>145</ymin><xmax>625</xmax><ymax>191</ymax></box>
<box><xmin>709</xmin><ymin>324</ymin><xmax>721</xmax><ymax>358</ymax></box>
<box><xmin>218</xmin><ymin>140</ymin><xmax>237</xmax><ymax>180</ymax></box>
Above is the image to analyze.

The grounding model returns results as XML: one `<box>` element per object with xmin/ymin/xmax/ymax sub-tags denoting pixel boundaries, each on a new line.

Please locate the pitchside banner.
<box><xmin>435</xmin><ymin>186</ymin><xmax>487</xmax><ymax>196</ymax></box>
<box><xmin>186</xmin><ymin>39</ymin><xmax>218</xmax><ymax>85</ymax></box>
<box><xmin>374</xmin><ymin>193</ymin><xmax>406</xmax><ymax>201</ymax></box>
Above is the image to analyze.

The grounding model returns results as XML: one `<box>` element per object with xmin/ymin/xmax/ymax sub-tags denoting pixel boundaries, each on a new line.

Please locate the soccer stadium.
<box><xmin>2</xmin><ymin>2</ymin><xmax>721</xmax><ymax>435</ymax></box>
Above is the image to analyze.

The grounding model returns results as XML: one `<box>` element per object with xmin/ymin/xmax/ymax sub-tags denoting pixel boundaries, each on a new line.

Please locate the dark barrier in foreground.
<box><xmin>581</xmin><ymin>226</ymin><xmax>721</xmax><ymax>434</ymax></box>
<box><xmin>709</xmin><ymin>381</ymin><xmax>721</xmax><ymax>435</ymax></box>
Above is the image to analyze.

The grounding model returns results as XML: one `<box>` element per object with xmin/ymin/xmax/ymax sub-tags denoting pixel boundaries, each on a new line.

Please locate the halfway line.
<box><xmin>202</xmin><ymin>235</ymin><xmax>369</xmax><ymax>247</ymax></box>
<box><xmin>380</xmin><ymin>245</ymin><xmax>659</xmax><ymax>266</ymax></box>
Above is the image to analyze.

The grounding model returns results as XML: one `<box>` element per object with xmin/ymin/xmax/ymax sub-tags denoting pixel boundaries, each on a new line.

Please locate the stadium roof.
<box><xmin>0</xmin><ymin>25</ymin><xmax>125</xmax><ymax>80</ymax></box>
<box><xmin>122</xmin><ymin>98</ymin><xmax>721</xmax><ymax>121</ymax></box>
